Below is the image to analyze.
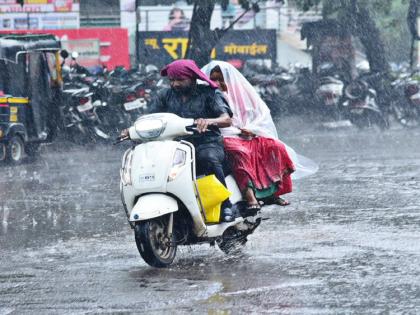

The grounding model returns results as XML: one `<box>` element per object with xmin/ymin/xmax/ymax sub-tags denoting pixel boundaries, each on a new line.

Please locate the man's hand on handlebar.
<box><xmin>194</xmin><ymin>118</ymin><xmax>211</xmax><ymax>133</ymax></box>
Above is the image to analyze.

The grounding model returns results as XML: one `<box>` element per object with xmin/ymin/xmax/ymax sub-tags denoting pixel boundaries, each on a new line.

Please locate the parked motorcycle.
<box><xmin>314</xmin><ymin>63</ymin><xmax>345</xmax><ymax>120</ymax></box>
<box><xmin>116</xmin><ymin>113</ymin><xmax>262</xmax><ymax>268</ymax></box>
<box><xmin>342</xmin><ymin>77</ymin><xmax>389</xmax><ymax>129</ymax></box>
<box><xmin>90</xmin><ymin>79</ymin><xmax>127</xmax><ymax>136</ymax></box>
<box><xmin>61</xmin><ymin>86</ymin><xmax>110</xmax><ymax>144</ymax></box>
<box><xmin>276</xmin><ymin>65</ymin><xmax>315</xmax><ymax>115</ymax></box>
<box><xmin>390</xmin><ymin>71</ymin><xmax>420</xmax><ymax>127</ymax></box>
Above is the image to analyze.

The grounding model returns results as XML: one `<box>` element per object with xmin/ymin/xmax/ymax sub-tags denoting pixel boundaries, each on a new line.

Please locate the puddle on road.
<box><xmin>1</xmin><ymin>128</ymin><xmax>420</xmax><ymax>313</ymax></box>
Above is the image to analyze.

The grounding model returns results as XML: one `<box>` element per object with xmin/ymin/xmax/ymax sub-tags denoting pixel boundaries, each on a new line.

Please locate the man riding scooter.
<box><xmin>122</xmin><ymin>59</ymin><xmax>234</xmax><ymax>222</ymax></box>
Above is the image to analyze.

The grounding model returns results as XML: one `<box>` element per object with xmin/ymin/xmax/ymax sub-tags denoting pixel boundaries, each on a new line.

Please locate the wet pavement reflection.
<box><xmin>1</xmin><ymin>119</ymin><xmax>420</xmax><ymax>314</ymax></box>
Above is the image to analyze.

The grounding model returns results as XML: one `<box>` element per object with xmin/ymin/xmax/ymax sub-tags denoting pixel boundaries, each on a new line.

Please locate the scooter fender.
<box><xmin>130</xmin><ymin>193</ymin><xmax>178</xmax><ymax>221</ymax></box>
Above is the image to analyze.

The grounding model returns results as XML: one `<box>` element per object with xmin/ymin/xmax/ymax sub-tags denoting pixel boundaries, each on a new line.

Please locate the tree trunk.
<box><xmin>342</xmin><ymin>0</ymin><xmax>389</xmax><ymax>74</ymax></box>
<box><xmin>339</xmin><ymin>0</ymin><xmax>391</xmax><ymax>109</ymax></box>
<box><xmin>354</xmin><ymin>7</ymin><xmax>388</xmax><ymax>73</ymax></box>
<box><xmin>185</xmin><ymin>0</ymin><xmax>255</xmax><ymax>67</ymax></box>
<box><xmin>186</xmin><ymin>0</ymin><xmax>217</xmax><ymax>67</ymax></box>
<box><xmin>407</xmin><ymin>0</ymin><xmax>419</xmax><ymax>68</ymax></box>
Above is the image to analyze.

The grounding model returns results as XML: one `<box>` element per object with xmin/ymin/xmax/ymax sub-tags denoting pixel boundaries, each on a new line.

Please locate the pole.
<box><xmin>135</xmin><ymin>0</ymin><xmax>141</xmax><ymax>66</ymax></box>
<box><xmin>410</xmin><ymin>37</ymin><xmax>416</xmax><ymax>69</ymax></box>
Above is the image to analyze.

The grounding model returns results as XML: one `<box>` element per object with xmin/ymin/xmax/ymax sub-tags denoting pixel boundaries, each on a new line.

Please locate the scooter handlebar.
<box><xmin>185</xmin><ymin>124</ymin><xmax>212</xmax><ymax>133</ymax></box>
<box><xmin>185</xmin><ymin>124</ymin><xmax>198</xmax><ymax>132</ymax></box>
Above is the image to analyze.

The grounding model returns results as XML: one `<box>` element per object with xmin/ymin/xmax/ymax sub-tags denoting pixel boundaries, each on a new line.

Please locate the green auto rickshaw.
<box><xmin>0</xmin><ymin>33</ymin><xmax>63</xmax><ymax>164</ymax></box>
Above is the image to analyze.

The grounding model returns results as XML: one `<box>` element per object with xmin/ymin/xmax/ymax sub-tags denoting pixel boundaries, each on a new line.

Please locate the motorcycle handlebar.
<box><xmin>113</xmin><ymin>135</ymin><xmax>129</xmax><ymax>145</ymax></box>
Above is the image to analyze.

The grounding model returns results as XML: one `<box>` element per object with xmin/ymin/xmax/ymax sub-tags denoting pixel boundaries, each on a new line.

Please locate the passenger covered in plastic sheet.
<box><xmin>202</xmin><ymin>61</ymin><xmax>319</xmax><ymax>211</ymax></box>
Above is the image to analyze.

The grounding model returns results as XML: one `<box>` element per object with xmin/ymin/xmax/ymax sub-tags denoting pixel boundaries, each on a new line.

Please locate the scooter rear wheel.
<box><xmin>134</xmin><ymin>217</ymin><xmax>176</xmax><ymax>268</ymax></box>
<box><xmin>217</xmin><ymin>227</ymin><xmax>247</xmax><ymax>255</ymax></box>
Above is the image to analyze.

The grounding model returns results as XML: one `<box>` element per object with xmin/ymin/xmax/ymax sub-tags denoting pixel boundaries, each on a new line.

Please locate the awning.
<box><xmin>0</xmin><ymin>33</ymin><xmax>61</xmax><ymax>63</ymax></box>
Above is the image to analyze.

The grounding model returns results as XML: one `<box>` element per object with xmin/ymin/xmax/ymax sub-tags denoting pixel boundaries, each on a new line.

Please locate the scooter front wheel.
<box><xmin>134</xmin><ymin>217</ymin><xmax>177</xmax><ymax>268</ymax></box>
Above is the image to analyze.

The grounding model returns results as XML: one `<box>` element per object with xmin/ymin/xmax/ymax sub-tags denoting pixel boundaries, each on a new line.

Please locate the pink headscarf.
<box><xmin>161</xmin><ymin>59</ymin><xmax>218</xmax><ymax>89</ymax></box>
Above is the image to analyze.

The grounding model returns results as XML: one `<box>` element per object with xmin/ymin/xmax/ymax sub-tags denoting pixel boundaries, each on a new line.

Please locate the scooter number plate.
<box><xmin>139</xmin><ymin>174</ymin><xmax>155</xmax><ymax>182</ymax></box>
<box><xmin>77</xmin><ymin>102</ymin><xmax>93</xmax><ymax>112</ymax></box>
<box><xmin>124</xmin><ymin>99</ymin><xmax>146</xmax><ymax>111</ymax></box>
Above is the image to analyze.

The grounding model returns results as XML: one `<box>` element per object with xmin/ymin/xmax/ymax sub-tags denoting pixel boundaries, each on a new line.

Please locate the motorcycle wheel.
<box><xmin>350</xmin><ymin>110</ymin><xmax>389</xmax><ymax>130</ymax></box>
<box><xmin>134</xmin><ymin>217</ymin><xmax>176</xmax><ymax>268</ymax></box>
<box><xmin>217</xmin><ymin>227</ymin><xmax>247</xmax><ymax>255</ymax></box>
<box><xmin>392</xmin><ymin>102</ymin><xmax>419</xmax><ymax>128</ymax></box>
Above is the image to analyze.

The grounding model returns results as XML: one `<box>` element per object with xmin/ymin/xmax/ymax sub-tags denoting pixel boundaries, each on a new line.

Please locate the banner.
<box><xmin>138</xmin><ymin>30</ymin><xmax>277</xmax><ymax>67</ymax></box>
<box><xmin>0</xmin><ymin>1</ymin><xmax>79</xmax><ymax>12</ymax></box>
<box><xmin>0</xmin><ymin>12</ymin><xmax>79</xmax><ymax>29</ymax></box>
<box><xmin>0</xmin><ymin>28</ymin><xmax>130</xmax><ymax>70</ymax></box>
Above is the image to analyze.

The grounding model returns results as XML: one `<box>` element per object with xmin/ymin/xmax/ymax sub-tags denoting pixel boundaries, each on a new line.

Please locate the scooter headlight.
<box><xmin>121</xmin><ymin>149</ymin><xmax>134</xmax><ymax>186</ymax></box>
<box><xmin>168</xmin><ymin>149</ymin><xmax>187</xmax><ymax>182</ymax></box>
<box><xmin>134</xmin><ymin>118</ymin><xmax>166</xmax><ymax>140</ymax></box>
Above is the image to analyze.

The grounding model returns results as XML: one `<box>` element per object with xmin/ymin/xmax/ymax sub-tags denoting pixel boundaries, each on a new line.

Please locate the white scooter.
<box><xmin>117</xmin><ymin>113</ymin><xmax>262</xmax><ymax>268</ymax></box>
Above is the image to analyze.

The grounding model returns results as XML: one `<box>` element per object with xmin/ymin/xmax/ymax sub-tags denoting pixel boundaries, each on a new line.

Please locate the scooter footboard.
<box><xmin>130</xmin><ymin>194</ymin><xmax>178</xmax><ymax>221</ymax></box>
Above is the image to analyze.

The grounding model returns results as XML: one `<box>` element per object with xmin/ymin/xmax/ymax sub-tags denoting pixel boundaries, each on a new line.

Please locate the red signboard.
<box><xmin>0</xmin><ymin>0</ymin><xmax>79</xmax><ymax>12</ymax></box>
<box><xmin>0</xmin><ymin>28</ymin><xmax>130</xmax><ymax>70</ymax></box>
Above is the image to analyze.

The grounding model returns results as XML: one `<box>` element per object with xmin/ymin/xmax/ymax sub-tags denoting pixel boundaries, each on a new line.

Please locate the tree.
<box><xmin>377</xmin><ymin>1</ymin><xmax>411</xmax><ymax>63</ymax></box>
<box><xmin>185</xmin><ymin>0</ymin><xmax>217</xmax><ymax>67</ymax></box>
<box><xmin>295</xmin><ymin>0</ymin><xmax>416</xmax><ymax>110</ymax></box>
<box><xmin>293</xmin><ymin>0</ymin><xmax>393</xmax><ymax>73</ymax></box>
<box><xmin>407</xmin><ymin>0</ymin><xmax>419</xmax><ymax>67</ymax></box>
<box><xmin>185</xmin><ymin>0</ymin><xmax>272</xmax><ymax>67</ymax></box>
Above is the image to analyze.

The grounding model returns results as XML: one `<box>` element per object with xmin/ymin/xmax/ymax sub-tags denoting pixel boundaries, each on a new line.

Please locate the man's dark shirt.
<box><xmin>149</xmin><ymin>85</ymin><xmax>232</xmax><ymax>146</ymax></box>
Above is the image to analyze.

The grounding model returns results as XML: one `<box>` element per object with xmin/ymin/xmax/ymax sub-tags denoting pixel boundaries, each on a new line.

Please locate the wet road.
<box><xmin>1</xmin><ymin>119</ymin><xmax>420</xmax><ymax>314</ymax></box>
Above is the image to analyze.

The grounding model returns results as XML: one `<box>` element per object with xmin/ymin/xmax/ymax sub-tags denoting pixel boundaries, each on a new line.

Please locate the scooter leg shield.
<box><xmin>130</xmin><ymin>194</ymin><xmax>178</xmax><ymax>221</ymax></box>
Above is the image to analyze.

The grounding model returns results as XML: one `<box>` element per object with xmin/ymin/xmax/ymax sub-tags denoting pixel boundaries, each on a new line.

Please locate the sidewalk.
<box><xmin>277</xmin><ymin>31</ymin><xmax>311</xmax><ymax>68</ymax></box>
<box><xmin>280</xmin><ymin>31</ymin><xmax>308</xmax><ymax>50</ymax></box>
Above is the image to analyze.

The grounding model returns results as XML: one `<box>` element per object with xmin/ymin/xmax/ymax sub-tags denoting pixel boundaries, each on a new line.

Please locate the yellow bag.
<box><xmin>196</xmin><ymin>175</ymin><xmax>232</xmax><ymax>223</ymax></box>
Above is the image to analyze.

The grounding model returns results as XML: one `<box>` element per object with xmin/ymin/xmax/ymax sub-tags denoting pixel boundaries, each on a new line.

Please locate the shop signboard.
<box><xmin>0</xmin><ymin>28</ymin><xmax>129</xmax><ymax>70</ymax></box>
<box><xmin>0</xmin><ymin>1</ymin><xmax>79</xmax><ymax>12</ymax></box>
<box><xmin>138</xmin><ymin>29</ymin><xmax>276</xmax><ymax>67</ymax></box>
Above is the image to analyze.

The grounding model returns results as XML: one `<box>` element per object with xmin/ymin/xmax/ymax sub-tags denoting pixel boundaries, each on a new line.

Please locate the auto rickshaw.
<box><xmin>0</xmin><ymin>34</ymin><xmax>62</xmax><ymax>164</ymax></box>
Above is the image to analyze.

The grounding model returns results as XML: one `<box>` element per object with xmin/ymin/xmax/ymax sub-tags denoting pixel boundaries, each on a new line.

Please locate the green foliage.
<box><xmin>291</xmin><ymin>0</ymin><xmax>412</xmax><ymax>61</ymax></box>
<box><xmin>291</xmin><ymin>0</ymin><xmax>396</xmax><ymax>14</ymax></box>
<box><xmin>376</xmin><ymin>0</ymin><xmax>411</xmax><ymax>62</ymax></box>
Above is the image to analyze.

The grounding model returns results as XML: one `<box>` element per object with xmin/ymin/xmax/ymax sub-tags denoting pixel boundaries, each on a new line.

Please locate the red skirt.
<box><xmin>223</xmin><ymin>137</ymin><xmax>295</xmax><ymax>197</ymax></box>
